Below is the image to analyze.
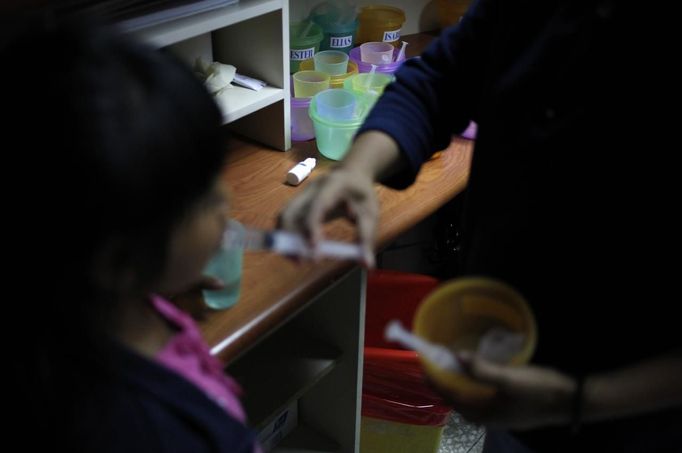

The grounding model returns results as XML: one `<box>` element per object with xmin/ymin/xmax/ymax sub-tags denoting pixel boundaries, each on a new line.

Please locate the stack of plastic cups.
<box><xmin>356</xmin><ymin>5</ymin><xmax>406</xmax><ymax>47</ymax></box>
<box><xmin>291</xmin><ymin>70</ymin><xmax>330</xmax><ymax>142</ymax></box>
<box><xmin>300</xmin><ymin>59</ymin><xmax>358</xmax><ymax>88</ymax></box>
<box><xmin>309</xmin><ymin>88</ymin><xmax>369</xmax><ymax>160</ymax></box>
<box><xmin>310</xmin><ymin>1</ymin><xmax>359</xmax><ymax>54</ymax></box>
<box><xmin>290</xmin><ymin>21</ymin><xmax>324</xmax><ymax>73</ymax></box>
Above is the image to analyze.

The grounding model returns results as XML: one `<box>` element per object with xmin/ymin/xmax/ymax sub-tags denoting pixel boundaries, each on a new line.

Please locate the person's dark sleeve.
<box><xmin>357</xmin><ymin>0</ymin><xmax>499</xmax><ymax>189</ymax></box>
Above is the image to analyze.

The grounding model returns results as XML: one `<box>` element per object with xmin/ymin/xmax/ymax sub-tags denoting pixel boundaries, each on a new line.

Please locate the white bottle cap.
<box><xmin>286</xmin><ymin>158</ymin><xmax>317</xmax><ymax>185</ymax></box>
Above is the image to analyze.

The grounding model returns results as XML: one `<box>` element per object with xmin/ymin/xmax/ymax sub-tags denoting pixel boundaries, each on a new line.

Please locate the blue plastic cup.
<box><xmin>202</xmin><ymin>219</ymin><xmax>244</xmax><ymax>310</ymax></box>
<box><xmin>314</xmin><ymin>88</ymin><xmax>356</xmax><ymax>121</ymax></box>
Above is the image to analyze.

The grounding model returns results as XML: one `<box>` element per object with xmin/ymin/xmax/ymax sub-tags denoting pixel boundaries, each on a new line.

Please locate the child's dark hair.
<box><xmin>4</xmin><ymin>18</ymin><xmax>227</xmax><ymax>442</ymax></box>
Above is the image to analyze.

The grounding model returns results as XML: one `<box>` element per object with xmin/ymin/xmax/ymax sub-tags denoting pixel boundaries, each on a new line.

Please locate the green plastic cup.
<box><xmin>309</xmin><ymin>90</ymin><xmax>371</xmax><ymax>161</ymax></box>
<box><xmin>290</xmin><ymin>21</ymin><xmax>324</xmax><ymax>73</ymax></box>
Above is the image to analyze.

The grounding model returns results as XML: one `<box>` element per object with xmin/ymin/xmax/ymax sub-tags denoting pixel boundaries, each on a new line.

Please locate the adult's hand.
<box><xmin>279</xmin><ymin>131</ymin><xmax>406</xmax><ymax>267</ymax></box>
<box><xmin>279</xmin><ymin>166</ymin><xmax>378</xmax><ymax>267</ymax></box>
<box><xmin>433</xmin><ymin>352</ymin><xmax>576</xmax><ymax>431</ymax></box>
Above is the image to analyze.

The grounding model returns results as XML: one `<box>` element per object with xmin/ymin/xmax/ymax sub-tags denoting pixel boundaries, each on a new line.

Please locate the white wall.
<box><xmin>289</xmin><ymin>0</ymin><xmax>440</xmax><ymax>35</ymax></box>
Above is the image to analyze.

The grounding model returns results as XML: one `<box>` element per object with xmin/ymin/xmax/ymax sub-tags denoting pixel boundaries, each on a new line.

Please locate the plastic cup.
<box><xmin>350</xmin><ymin>72</ymin><xmax>392</xmax><ymax>94</ymax></box>
<box><xmin>309</xmin><ymin>91</ymin><xmax>370</xmax><ymax>161</ymax></box>
<box><xmin>356</xmin><ymin>5</ymin><xmax>406</xmax><ymax>46</ymax></box>
<box><xmin>314</xmin><ymin>88</ymin><xmax>356</xmax><ymax>121</ymax></box>
<box><xmin>290</xmin><ymin>21</ymin><xmax>324</xmax><ymax>73</ymax></box>
<box><xmin>413</xmin><ymin>277</ymin><xmax>537</xmax><ymax>402</ymax></box>
<box><xmin>313</xmin><ymin>50</ymin><xmax>349</xmax><ymax>76</ymax></box>
<box><xmin>349</xmin><ymin>46</ymin><xmax>405</xmax><ymax>74</ymax></box>
<box><xmin>293</xmin><ymin>70</ymin><xmax>330</xmax><ymax>98</ymax></box>
<box><xmin>344</xmin><ymin>72</ymin><xmax>394</xmax><ymax>107</ymax></box>
<box><xmin>300</xmin><ymin>59</ymin><xmax>358</xmax><ymax>88</ymax></box>
<box><xmin>202</xmin><ymin>219</ymin><xmax>245</xmax><ymax>310</ymax></box>
<box><xmin>291</xmin><ymin>96</ymin><xmax>315</xmax><ymax>141</ymax></box>
<box><xmin>310</xmin><ymin>2</ymin><xmax>358</xmax><ymax>54</ymax></box>
<box><xmin>360</xmin><ymin>42</ymin><xmax>395</xmax><ymax>64</ymax></box>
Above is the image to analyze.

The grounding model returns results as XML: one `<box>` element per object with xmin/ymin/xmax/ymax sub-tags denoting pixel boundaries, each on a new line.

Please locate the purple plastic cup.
<box><xmin>349</xmin><ymin>46</ymin><xmax>406</xmax><ymax>74</ymax></box>
<box><xmin>291</xmin><ymin>97</ymin><xmax>315</xmax><ymax>141</ymax></box>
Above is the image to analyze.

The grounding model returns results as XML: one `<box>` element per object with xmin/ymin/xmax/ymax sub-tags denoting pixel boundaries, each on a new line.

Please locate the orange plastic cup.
<box><xmin>356</xmin><ymin>5</ymin><xmax>406</xmax><ymax>46</ymax></box>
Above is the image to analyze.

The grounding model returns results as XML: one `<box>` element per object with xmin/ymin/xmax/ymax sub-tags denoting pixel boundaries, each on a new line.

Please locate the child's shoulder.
<box><xmin>75</xmin><ymin>343</ymin><xmax>256</xmax><ymax>452</ymax></box>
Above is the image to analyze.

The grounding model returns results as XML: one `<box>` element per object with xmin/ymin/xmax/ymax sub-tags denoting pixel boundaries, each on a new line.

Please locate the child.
<box><xmin>4</xmin><ymin>18</ymin><xmax>259</xmax><ymax>452</ymax></box>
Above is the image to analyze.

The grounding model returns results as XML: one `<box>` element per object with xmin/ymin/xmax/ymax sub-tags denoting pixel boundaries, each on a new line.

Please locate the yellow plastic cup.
<box><xmin>413</xmin><ymin>277</ymin><xmax>537</xmax><ymax>402</ymax></box>
<box><xmin>300</xmin><ymin>59</ymin><xmax>358</xmax><ymax>88</ymax></box>
<box><xmin>292</xmin><ymin>70</ymin><xmax>330</xmax><ymax>98</ymax></box>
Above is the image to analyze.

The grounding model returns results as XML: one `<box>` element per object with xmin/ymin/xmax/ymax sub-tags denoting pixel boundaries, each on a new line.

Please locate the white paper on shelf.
<box><xmin>233</xmin><ymin>73</ymin><xmax>267</xmax><ymax>91</ymax></box>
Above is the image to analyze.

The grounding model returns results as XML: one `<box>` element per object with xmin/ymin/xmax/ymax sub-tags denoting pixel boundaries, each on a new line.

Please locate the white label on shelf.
<box><xmin>330</xmin><ymin>35</ymin><xmax>353</xmax><ymax>48</ymax></box>
<box><xmin>291</xmin><ymin>47</ymin><xmax>316</xmax><ymax>60</ymax></box>
<box><xmin>257</xmin><ymin>400</ymin><xmax>298</xmax><ymax>451</ymax></box>
<box><xmin>383</xmin><ymin>29</ymin><xmax>401</xmax><ymax>42</ymax></box>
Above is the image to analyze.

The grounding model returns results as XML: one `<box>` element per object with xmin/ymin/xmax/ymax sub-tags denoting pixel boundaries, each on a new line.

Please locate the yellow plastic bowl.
<box><xmin>413</xmin><ymin>277</ymin><xmax>537</xmax><ymax>402</ymax></box>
